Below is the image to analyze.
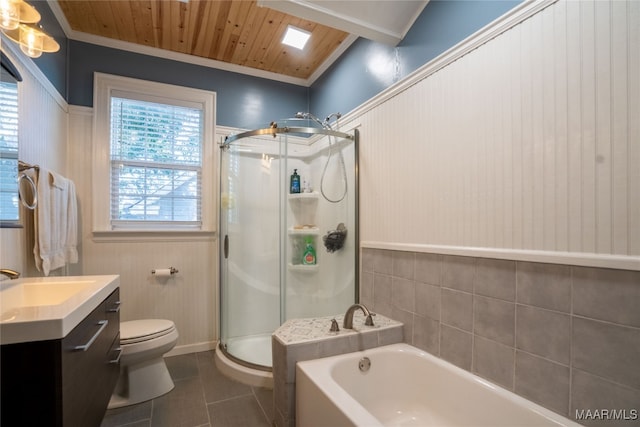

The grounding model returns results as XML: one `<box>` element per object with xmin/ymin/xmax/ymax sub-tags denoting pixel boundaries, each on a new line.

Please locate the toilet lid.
<box><xmin>120</xmin><ymin>319</ymin><xmax>176</xmax><ymax>345</ymax></box>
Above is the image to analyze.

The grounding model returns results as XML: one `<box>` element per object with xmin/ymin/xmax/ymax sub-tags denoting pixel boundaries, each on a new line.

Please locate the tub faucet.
<box><xmin>343</xmin><ymin>304</ymin><xmax>375</xmax><ymax>329</ymax></box>
<box><xmin>0</xmin><ymin>269</ymin><xmax>21</xmax><ymax>280</ymax></box>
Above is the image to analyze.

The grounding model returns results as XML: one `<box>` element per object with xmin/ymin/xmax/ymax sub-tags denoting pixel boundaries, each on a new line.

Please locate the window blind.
<box><xmin>110</xmin><ymin>96</ymin><xmax>203</xmax><ymax>227</ymax></box>
<box><xmin>0</xmin><ymin>81</ymin><xmax>19</xmax><ymax>221</ymax></box>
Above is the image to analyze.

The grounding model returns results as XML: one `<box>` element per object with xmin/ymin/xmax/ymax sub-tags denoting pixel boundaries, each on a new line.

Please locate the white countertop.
<box><xmin>0</xmin><ymin>275</ymin><xmax>120</xmax><ymax>345</ymax></box>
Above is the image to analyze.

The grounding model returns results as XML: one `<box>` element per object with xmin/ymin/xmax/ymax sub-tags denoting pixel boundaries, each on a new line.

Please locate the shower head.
<box><xmin>294</xmin><ymin>112</ymin><xmax>325</xmax><ymax>128</ymax></box>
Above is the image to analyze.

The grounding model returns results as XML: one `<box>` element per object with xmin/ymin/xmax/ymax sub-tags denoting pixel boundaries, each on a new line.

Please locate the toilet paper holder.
<box><xmin>151</xmin><ymin>267</ymin><xmax>179</xmax><ymax>275</ymax></box>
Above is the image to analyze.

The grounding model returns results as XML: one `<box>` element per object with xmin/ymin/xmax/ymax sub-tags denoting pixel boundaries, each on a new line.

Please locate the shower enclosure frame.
<box><xmin>218</xmin><ymin>124</ymin><xmax>360</xmax><ymax>373</ymax></box>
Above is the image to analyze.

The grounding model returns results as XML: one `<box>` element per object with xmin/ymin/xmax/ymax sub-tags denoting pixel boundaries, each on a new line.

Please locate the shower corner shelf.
<box><xmin>288</xmin><ymin>227</ymin><xmax>320</xmax><ymax>235</ymax></box>
<box><xmin>288</xmin><ymin>191</ymin><xmax>319</xmax><ymax>200</ymax></box>
<box><xmin>288</xmin><ymin>263</ymin><xmax>320</xmax><ymax>273</ymax></box>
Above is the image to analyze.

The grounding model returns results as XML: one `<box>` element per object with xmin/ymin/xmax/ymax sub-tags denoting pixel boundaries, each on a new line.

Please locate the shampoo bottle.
<box><xmin>302</xmin><ymin>236</ymin><xmax>316</xmax><ymax>265</ymax></box>
<box><xmin>290</xmin><ymin>169</ymin><xmax>300</xmax><ymax>193</ymax></box>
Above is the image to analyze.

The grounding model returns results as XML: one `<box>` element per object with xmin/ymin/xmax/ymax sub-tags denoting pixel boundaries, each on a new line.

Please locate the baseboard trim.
<box><xmin>165</xmin><ymin>340</ymin><xmax>217</xmax><ymax>357</ymax></box>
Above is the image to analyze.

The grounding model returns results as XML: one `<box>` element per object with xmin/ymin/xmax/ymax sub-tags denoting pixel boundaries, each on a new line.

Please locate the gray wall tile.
<box><xmin>413</xmin><ymin>314</ymin><xmax>440</xmax><ymax>355</ymax></box>
<box><xmin>572</xmin><ymin>317</ymin><xmax>640</xmax><ymax>390</ymax></box>
<box><xmin>516</xmin><ymin>305</ymin><xmax>571</xmax><ymax>365</ymax></box>
<box><xmin>393</xmin><ymin>251</ymin><xmax>415</xmax><ymax>280</ymax></box>
<box><xmin>373</xmin><ymin>273</ymin><xmax>392</xmax><ymax>316</ymax></box>
<box><xmin>440</xmin><ymin>324</ymin><xmax>472</xmax><ymax>370</ymax></box>
<box><xmin>571</xmin><ymin>369</ymin><xmax>640</xmax><ymax>427</ymax></box>
<box><xmin>473</xmin><ymin>336</ymin><xmax>514</xmax><ymax>390</ymax></box>
<box><xmin>318</xmin><ymin>336</ymin><xmax>358</xmax><ymax>358</ymax></box>
<box><xmin>415</xmin><ymin>282</ymin><xmax>440</xmax><ymax>321</ymax></box>
<box><xmin>441</xmin><ymin>288</ymin><xmax>473</xmax><ymax>331</ymax></box>
<box><xmin>474</xmin><ymin>295</ymin><xmax>515</xmax><ymax>346</ymax></box>
<box><xmin>378</xmin><ymin>322</ymin><xmax>404</xmax><ymax>345</ymax></box>
<box><xmin>516</xmin><ymin>261</ymin><xmax>571</xmax><ymax>312</ymax></box>
<box><xmin>392</xmin><ymin>277</ymin><xmax>416</xmax><ymax>312</ymax></box>
<box><xmin>285</xmin><ymin>342</ymin><xmax>320</xmax><ymax>382</ymax></box>
<box><xmin>415</xmin><ymin>253</ymin><xmax>442</xmax><ymax>285</ymax></box>
<box><xmin>392</xmin><ymin>306</ymin><xmax>413</xmax><ymax>344</ymax></box>
<box><xmin>442</xmin><ymin>255</ymin><xmax>475</xmax><ymax>292</ymax></box>
<box><xmin>348</xmin><ymin>328</ymin><xmax>380</xmax><ymax>350</ymax></box>
<box><xmin>359</xmin><ymin>248</ymin><xmax>638</xmax><ymax>425</ymax></box>
<box><xmin>361</xmin><ymin>248</ymin><xmax>375</xmax><ymax>273</ymax></box>
<box><xmin>573</xmin><ymin>267</ymin><xmax>640</xmax><ymax>328</ymax></box>
<box><xmin>475</xmin><ymin>258</ymin><xmax>516</xmax><ymax>301</ymax></box>
<box><xmin>360</xmin><ymin>271</ymin><xmax>374</xmax><ymax>307</ymax></box>
<box><xmin>372</xmin><ymin>249</ymin><xmax>394</xmax><ymax>275</ymax></box>
<box><xmin>515</xmin><ymin>351</ymin><xmax>570</xmax><ymax>416</ymax></box>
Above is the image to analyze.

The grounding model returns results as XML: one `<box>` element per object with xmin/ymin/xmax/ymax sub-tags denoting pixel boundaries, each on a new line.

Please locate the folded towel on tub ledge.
<box><xmin>33</xmin><ymin>168</ymin><xmax>78</xmax><ymax>276</ymax></box>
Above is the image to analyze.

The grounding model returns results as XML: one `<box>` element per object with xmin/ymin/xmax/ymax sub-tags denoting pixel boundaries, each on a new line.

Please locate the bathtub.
<box><xmin>296</xmin><ymin>343</ymin><xmax>581</xmax><ymax>427</ymax></box>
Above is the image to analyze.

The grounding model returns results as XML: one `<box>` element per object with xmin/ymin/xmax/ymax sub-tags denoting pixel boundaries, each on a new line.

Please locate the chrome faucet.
<box><xmin>343</xmin><ymin>303</ymin><xmax>375</xmax><ymax>329</ymax></box>
<box><xmin>0</xmin><ymin>269</ymin><xmax>21</xmax><ymax>280</ymax></box>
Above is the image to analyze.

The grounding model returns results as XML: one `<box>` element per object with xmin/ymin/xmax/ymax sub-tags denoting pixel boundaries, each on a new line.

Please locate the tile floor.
<box><xmin>100</xmin><ymin>351</ymin><xmax>273</xmax><ymax>427</ymax></box>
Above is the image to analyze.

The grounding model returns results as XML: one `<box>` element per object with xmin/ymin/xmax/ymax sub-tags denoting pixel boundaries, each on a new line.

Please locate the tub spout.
<box><xmin>343</xmin><ymin>304</ymin><xmax>375</xmax><ymax>329</ymax></box>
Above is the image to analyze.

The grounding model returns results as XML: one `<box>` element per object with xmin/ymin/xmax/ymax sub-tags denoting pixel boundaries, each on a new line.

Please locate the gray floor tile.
<box><xmin>151</xmin><ymin>377</ymin><xmax>209</xmax><ymax>427</ymax></box>
<box><xmin>197</xmin><ymin>351</ymin><xmax>254</xmax><ymax>403</ymax></box>
<box><xmin>252</xmin><ymin>387</ymin><xmax>274</xmax><ymax>422</ymax></box>
<box><xmin>102</xmin><ymin>350</ymin><xmax>272</xmax><ymax>427</ymax></box>
<box><xmin>208</xmin><ymin>395</ymin><xmax>271</xmax><ymax>427</ymax></box>
<box><xmin>101</xmin><ymin>401</ymin><xmax>152</xmax><ymax>427</ymax></box>
<box><xmin>166</xmin><ymin>353</ymin><xmax>201</xmax><ymax>381</ymax></box>
<box><xmin>101</xmin><ymin>351</ymin><xmax>274</xmax><ymax>427</ymax></box>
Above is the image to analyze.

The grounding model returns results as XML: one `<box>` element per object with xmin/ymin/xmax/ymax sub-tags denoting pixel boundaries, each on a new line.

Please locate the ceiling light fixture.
<box><xmin>282</xmin><ymin>25</ymin><xmax>310</xmax><ymax>50</ymax></box>
<box><xmin>0</xmin><ymin>0</ymin><xmax>39</xmax><ymax>30</ymax></box>
<box><xmin>1</xmin><ymin>0</ymin><xmax>58</xmax><ymax>58</ymax></box>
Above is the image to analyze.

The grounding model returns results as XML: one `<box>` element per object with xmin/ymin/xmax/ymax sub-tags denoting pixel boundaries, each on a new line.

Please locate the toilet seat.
<box><xmin>120</xmin><ymin>319</ymin><xmax>176</xmax><ymax>345</ymax></box>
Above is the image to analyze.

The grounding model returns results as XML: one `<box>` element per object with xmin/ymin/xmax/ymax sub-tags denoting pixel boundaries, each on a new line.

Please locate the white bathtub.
<box><xmin>296</xmin><ymin>343</ymin><xmax>581</xmax><ymax>427</ymax></box>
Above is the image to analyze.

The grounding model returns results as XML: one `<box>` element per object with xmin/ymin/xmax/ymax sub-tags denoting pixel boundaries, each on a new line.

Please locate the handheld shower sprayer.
<box><xmin>323</xmin><ymin>112</ymin><xmax>342</xmax><ymax>129</ymax></box>
<box><xmin>293</xmin><ymin>111</ymin><xmax>347</xmax><ymax>204</ymax></box>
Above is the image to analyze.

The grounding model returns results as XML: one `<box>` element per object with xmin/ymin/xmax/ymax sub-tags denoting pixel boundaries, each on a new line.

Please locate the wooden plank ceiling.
<box><xmin>57</xmin><ymin>0</ymin><xmax>350</xmax><ymax>80</ymax></box>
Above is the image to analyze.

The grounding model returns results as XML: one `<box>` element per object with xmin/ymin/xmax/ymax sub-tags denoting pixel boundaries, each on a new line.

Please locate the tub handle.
<box><xmin>330</xmin><ymin>318</ymin><xmax>340</xmax><ymax>332</ymax></box>
<box><xmin>365</xmin><ymin>313</ymin><xmax>376</xmax><ymax>326</ymax></box>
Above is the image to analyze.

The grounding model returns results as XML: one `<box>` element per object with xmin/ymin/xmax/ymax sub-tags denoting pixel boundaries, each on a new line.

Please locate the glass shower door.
<box><xmin>219</xmin><ymin>136</ymin><xmax>283</xmax><ymax>368</ymax></box>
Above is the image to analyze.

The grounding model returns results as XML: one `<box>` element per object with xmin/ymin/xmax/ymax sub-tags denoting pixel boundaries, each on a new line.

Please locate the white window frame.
<box><xmin>92</xmin><ymin>73</ymin><xmax>216</xmax><ymax>236</ymax></box>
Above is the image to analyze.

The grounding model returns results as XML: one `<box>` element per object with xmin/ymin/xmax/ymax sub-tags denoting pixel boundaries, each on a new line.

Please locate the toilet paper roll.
<box><xmin>153</xmin><ymin>268</ymin><xmax>172</xmax><ymax>278</ymax></box>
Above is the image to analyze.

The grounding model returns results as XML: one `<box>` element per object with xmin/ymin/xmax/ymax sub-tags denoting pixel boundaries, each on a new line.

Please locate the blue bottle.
<box><xmin>290</xmin><ymin>169</ymin><xmax>300</xmax><ymax>193</ymax></box>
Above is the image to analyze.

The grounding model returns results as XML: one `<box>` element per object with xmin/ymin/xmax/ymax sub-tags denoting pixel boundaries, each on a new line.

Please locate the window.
<box><xmin>0</xmin><ymin>79</ymin><xmax>19</xmax><ymax>222</ymax></box>
<box><xmin>93</xmin><ymin>73</ymin><xmax>215</xmax><ymax>234</ymax></box>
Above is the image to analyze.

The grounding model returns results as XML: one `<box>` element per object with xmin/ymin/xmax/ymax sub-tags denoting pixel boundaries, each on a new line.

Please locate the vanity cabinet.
<box><xmin>0</xmin><ymin>288</ymin><xmax>120</xmax><ymax>427</ymax></box>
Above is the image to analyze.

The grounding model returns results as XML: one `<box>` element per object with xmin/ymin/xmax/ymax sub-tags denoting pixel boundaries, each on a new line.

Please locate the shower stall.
<box><xmin>217</xmin><ymin>115</ymin><xmax>359</xmax><ymax>375</ymax></box>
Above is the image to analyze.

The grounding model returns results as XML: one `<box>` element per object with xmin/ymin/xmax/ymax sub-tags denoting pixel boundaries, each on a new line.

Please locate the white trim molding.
<box><xmin>362</xmin><ymin>242</ymin><xmax>640</xmax><ymax>272</ymax></box>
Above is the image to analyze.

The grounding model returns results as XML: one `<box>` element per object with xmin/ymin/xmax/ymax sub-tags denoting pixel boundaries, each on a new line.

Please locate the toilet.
<box><xmin>108</xmin><ymin>319</ymin><xmax>179</xmax><ymax>409</ymax></box>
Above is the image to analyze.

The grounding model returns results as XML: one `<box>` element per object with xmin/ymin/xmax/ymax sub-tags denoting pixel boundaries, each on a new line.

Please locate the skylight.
<box><xmin>282</xmin><ymin>25</ymin><xmax>311</xmax><ymax>50</ymax></box>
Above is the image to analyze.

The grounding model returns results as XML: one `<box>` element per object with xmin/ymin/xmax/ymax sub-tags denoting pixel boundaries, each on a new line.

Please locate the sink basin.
<box><xmin>1</xmin><ymin>281</ymin><xmax>95</xmax><ymax>310</ymax></box>
<box><xmin>0</xmin><ymin>275</ymin><xmax>119</xmax><ymax>345</ymax></box>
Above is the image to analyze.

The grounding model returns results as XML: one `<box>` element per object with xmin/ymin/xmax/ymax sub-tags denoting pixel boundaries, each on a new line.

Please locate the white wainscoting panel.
<box><xmin>0</xmin><ymin>43</ymin><xmax>68</xmax><ymax>276</ymax></box>
<box><xmin>68</xmin><ymin>107</ymin><xmax>217</xmax><ymax>352</ymax></box>
<box><xmin>355</xmin><ymin>0</ymin><xmax>639</xmax><ymax>262</ymax></box>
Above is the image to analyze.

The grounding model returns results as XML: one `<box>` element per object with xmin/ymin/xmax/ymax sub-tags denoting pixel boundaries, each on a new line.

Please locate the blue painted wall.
<box><xmin>68</xmin><ymin>41</ymin><xmax>308</xmax><ymax>129</ymax></box>
<box><xmin>309</xmin><ymin>0</ymin><xmax>522</xmax><ymax>118</ymax></box>
<box><xmin>24</xmin><ymin>0</ymin><xmax>522</xmax><ymax>128</ymax></box>
<box><xmin>22</xmin><ymin>0</ymin><xmax>67</xmax><ymax>98</ymax></box>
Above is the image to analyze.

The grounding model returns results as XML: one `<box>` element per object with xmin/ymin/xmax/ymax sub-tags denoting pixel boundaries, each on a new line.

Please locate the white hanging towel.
<box><xmin>33</xmin><ymin>168</ymin><xmax>78</xmax><ymax>276</ymax></box>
